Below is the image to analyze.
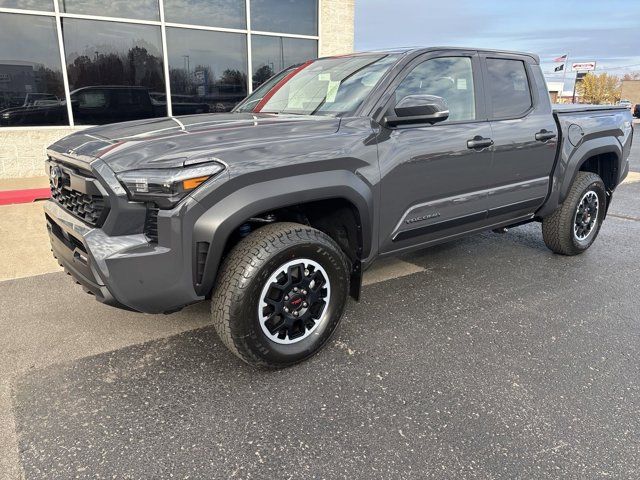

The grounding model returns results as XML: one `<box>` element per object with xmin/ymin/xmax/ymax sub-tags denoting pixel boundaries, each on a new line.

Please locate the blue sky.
<box><xmin>355</xmin><ymin>0</ymin><xmax>640</xmax><ymax>90</ymax></box>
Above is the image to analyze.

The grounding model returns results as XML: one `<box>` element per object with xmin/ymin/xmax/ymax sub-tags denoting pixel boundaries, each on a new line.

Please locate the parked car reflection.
<box><xmin>0</xmin><ymin>85</ymin><xmax>245</xmax><ymax>126</ymax></box>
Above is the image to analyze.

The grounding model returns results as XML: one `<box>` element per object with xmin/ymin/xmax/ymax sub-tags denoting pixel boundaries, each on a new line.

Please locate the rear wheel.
<box><xmin>211</xmin><ymin>222</ymin><xmax>350</xmax><ymax>368</ymax></box>
<box><xmin>542</xmin><ymin>171</ymin><xmax>607</xmax><ymax>255</ymax></box>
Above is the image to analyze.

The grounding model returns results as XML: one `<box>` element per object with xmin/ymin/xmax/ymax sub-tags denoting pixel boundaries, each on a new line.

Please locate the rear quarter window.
<box><xmin>486</xmin><ymin>58</ymin><xmax>532</xmax><ymax>118</ymax></box>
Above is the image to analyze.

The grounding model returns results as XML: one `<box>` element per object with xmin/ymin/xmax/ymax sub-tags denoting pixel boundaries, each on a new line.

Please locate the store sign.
<box><xmin>572</xmin><ymin>62</ymin><xmax>596</xmax><ymax>71</ymax></box>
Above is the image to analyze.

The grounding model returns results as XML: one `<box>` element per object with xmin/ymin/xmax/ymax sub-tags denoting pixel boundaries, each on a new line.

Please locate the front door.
<box><xmin>376</xmin><ymin>52</ymin><xmax>495</xmax><ymax>253</ymax></box>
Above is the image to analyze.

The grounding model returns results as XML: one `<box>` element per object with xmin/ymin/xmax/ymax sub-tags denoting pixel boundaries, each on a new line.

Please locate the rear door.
<box><xmin>480</xmin><ymin>54</ymin><xmax>558</xmax><ymax>217</ymax></box>
<box><xmin>376</xmin><ymin>51</ymin><xmax>496</xmax><ymax>253</ymax></box>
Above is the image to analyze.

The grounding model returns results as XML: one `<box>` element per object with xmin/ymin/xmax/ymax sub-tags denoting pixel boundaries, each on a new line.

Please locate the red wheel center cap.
<box><xmin>288</xmin><ymin>294</ymin><xmax>305</xmax><ymax>311</ymax></box>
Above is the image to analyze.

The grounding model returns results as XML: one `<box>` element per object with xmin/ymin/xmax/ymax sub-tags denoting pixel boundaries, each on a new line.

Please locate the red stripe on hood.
<box><xmin>253</xmin><ymin>60</ymin><xmax>314</xmax><ymax>113</ymax></box>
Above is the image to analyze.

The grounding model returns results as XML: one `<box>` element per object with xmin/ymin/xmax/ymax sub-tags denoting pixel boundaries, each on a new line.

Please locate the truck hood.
<box><xmin>47</xmin><ymin>113</ymin><xmax>341</xmax><ymax>173</ymax></box>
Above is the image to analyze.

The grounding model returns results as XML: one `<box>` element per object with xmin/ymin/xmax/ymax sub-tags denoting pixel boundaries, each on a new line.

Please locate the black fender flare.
<box><xmin>559</xmin><ymin>139</ymin><xmax>622</xmax><ymax>201</ymax></box>
<box><xmin>538</xmin><ymin>136</ymin><xmax>622</xmax><ymax>218</ymax></box>
<box><xmin>192</xmin><ymin>170</ymin><xmax>375</xmax><ymax>296</ymax></box>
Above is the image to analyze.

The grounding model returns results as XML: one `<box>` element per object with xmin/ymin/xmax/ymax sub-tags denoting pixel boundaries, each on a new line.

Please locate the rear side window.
<box><xmin>486</xmin><ymin>58</ymin><xmax>532</xmax><ymax>118</ymax></box>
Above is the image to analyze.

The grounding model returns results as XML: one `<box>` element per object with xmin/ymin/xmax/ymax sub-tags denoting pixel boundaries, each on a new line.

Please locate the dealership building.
<box><xmin>0</xmin><ymin>0</ymin><xmax>355</xmax><ymax>179</ymax></box>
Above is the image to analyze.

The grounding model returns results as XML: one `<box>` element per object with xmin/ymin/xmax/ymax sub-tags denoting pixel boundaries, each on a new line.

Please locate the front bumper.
<box><xmin>45</xmin><ymin>197</ymin><xmax>205</xmax><ymax>314</ymax></box>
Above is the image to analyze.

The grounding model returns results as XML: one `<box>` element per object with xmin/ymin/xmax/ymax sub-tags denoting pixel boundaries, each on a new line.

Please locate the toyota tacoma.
<box><xmin>44</xmin><ymin>48</ymin><xmax>633</xmax><ymax>367</ymax></box>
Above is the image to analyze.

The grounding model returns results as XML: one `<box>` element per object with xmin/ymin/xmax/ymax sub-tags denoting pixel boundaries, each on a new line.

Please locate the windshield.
<box><xmin>234</xmin><ymin>54</ymin><xmax>400</xmax><ymax>116</ymax></box>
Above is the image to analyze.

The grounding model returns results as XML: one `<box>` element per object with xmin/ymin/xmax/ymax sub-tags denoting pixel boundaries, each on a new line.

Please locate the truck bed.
<box><xmin>553</xmin><ymin>104</ymin><xmax>630</xmax><ymax>114</ymax></box>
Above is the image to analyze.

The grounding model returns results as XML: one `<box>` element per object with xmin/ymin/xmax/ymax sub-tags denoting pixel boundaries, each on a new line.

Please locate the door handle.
<box><xmin>467</xmin><ymin>136</ymin><xmax>494</xmax><ymax>149</ymax></box>
<box><xmin>535</xmin><ymin>130</ymin><xmax>557</xmax><ymax>142</ymax></box>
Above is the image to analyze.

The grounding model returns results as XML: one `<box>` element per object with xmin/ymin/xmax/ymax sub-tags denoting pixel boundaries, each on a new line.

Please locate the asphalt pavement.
<box><xmin>1</xmin><ymin>138</ymin><xmax>639</xmax><ymax>479</ymax></box>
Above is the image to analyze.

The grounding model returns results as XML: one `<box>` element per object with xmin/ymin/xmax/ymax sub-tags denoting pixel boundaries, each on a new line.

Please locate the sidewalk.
<box><xmin>0</xmin><ymin>176</ymin><xmax>48</xmax><ymax>191</ymax></box>
<box><xmin>0</xmin><ymin>201</ymin><xmax>60</xmax><ymax>282</ymax></box>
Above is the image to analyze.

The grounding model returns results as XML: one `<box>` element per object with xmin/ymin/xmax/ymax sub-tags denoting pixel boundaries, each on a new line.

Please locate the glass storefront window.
<box><xmin>0</xmin><ymin>1</ymin><xmax>319</xmax><ymax>126</ymax></box>
<box><xmin>0</xmin><ymin>13</ymin><xmax>68</xmax><ymax>127</ymax></box>
<box><xmin>59</xmin><ymin>0</ymin><xmax>160</xmax><ymax>21</ymax></box>
<box><xmin>163</xmin><ymin>0</ymin><xmax>245</xmax><ymax>30</ymax></box>
<box><xmin>251</xmin><ymin>35</ymin><xmax>317</xmax><ymax>88</ymax></box>
<box><xmin>166</xmin><ymin>28</ymin><xmax>247</xmax><ymax>114</ymax></box>
<box><xmin>62</xmin><ymin>18</ymin><xmax>166</xmax><ymax>125</ymax></box>
<box><xmin>250</xmin><ymin>0</ymin><xmax>317</xmax><ymax>36</ymax></box>
<box><xmin>0</xmin><ymin>0</ymin><xmax>53</xmax><ymax>11</ymax></box>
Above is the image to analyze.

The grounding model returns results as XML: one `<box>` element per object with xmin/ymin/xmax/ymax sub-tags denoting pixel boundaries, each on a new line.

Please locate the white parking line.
<box><xmin>362</xmin><ymin>257</ymin><xmax>426</xmax><ymax>286</ymax></box>
<box><xmin>623</xmin><ymin>171</ymin><xmax>640</xmax><ymax>184</ymax></box>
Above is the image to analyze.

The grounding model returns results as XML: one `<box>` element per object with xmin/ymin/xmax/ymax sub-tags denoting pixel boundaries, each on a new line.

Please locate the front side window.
<box><xmin>62</xmin><ymin>18</ymin><xmax>166</xmax><ymax>125</ymax></box>
<box><xmin>393</xmin><ymin>56</ymin><xmax>476</xmax><ymax>122</ymax></box>
<box><xmin>486</xmin><ymin>58</ymin><xmax>532</xmax><ymax>118</ymax></box>
<box><xmin>235</xmin><ymin>54</ymin><xmax>400</xmax><ymax>116</ymax></box>
<box><xmin>0</xmin><ymin>13</ymin><xmax>68</xmax><ymax>127</ymax></box>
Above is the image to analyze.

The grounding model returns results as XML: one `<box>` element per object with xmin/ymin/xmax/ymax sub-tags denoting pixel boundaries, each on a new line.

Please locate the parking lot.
<box><xmin>1</xmin><ymin>137</ymin><xmax>639</xmax><ymax>479</ymax></box>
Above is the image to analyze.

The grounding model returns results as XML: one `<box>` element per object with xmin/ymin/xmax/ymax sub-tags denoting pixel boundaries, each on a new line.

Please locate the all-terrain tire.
<box><xmin>542</xmin><ymin>172</ymin><xmax>607</xmax><ymax>255</ymax></box>
<box><xmin>211</xmin><ymin>222</ymin><xmax>350</xmax><ymax>368</ymax></box>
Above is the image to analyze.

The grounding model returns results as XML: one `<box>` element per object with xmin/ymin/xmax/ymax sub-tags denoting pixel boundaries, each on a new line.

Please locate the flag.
<box><xmin>554</xmin><ymin>64</ymin><xmax>564</xmax><ymax>72</ymax></box>
<box><xmin>553</xmin><ymin>54</ymin><xmax>567</xmax><ymax>63</ymax></box>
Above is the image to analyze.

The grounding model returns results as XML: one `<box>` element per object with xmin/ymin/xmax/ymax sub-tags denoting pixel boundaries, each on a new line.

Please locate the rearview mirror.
<box><xmin>385</xmin><ymin>94</ymin><xmax>449</xmax><ymax>127</ymax></box>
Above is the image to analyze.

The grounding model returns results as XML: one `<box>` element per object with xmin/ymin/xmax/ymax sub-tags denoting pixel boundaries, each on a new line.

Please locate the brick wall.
<box><xmin>319</xmin><ymin>0</ymin><xmax>355</xmax><ymax>57</ymax></box>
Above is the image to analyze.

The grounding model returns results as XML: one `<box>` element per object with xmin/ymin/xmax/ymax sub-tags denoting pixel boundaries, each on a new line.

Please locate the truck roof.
<box><xmin>343</xmin><ymin>47</ymin><xmax>540</xmax><ymax>64</ymax></box>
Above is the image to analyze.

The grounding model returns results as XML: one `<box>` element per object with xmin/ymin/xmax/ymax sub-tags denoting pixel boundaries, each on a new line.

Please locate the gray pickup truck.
<box><xmin>44</xmin><ymin>48</ymin><xmax>633</xmax><ymax>367</ymax></box>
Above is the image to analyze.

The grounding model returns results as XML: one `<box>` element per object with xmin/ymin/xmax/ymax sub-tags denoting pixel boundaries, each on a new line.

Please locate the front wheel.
<box><xmin>542</xmin><ymin>171</ymin><xmax>607</xmax><ymax>255</ymax></box>
<box><xmin>211</xmin><ymin>222</ymin><xmax>350</xmax><ymax>368</ymax></box>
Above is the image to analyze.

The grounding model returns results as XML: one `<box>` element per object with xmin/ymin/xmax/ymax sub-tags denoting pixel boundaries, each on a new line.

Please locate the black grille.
<box><xmin>50</xmin><ymin>165</ymin><xmax>106</xmax><ymax>226</ymax></box>
<box><xmin>144</xmin><ymin>204</ymin><xmax>159</xmax><ymax>242</ymax></box>
<box><xmin>46</xmin><ymin>213</ymin><xmax>87</xmax><ymax>253</ymax></box>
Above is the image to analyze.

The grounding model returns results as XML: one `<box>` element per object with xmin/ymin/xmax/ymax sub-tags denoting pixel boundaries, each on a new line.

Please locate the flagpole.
<box><xmin>560</xmin><ymin>53</ymin><xmax>568</xmax><ymax>103</ymax></box>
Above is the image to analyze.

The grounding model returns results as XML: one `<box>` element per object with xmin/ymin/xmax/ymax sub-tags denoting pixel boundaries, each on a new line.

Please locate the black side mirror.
<box><xmin>385</xmin><ymin>94</ymin><xmax>449</xmax><ymax>127</ymax></box>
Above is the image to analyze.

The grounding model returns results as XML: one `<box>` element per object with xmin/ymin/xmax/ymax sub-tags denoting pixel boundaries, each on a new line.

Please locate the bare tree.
<box><xmin>622</xmin><ymin>72</ymin><xmax>640</xmax><ymax>81</ymax></box>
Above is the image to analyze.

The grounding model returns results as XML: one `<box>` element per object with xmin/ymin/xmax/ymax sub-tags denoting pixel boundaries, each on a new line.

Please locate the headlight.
<box><xmin>117</xmin><ymin>162</ymin><xmax>224</xmax><ymax>208</ymax></box>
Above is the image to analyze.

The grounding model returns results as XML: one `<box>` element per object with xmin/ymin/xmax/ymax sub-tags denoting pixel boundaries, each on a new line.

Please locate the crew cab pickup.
<box><xmin>43</xmin><ymin>48</ymin><xmax>633</xmax><ymax>367</ymax></box>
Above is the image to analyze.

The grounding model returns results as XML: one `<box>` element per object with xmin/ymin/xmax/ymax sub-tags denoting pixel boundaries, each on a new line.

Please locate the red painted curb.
<box><xmin>0</xmin><ymin>188</ymin><xmax>51</xmax><ymax>206</ymax></box>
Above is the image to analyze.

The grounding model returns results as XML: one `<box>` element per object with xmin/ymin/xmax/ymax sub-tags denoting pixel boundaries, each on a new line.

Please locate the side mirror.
<box><xmin>385</xmin><ymin>94</ymin><xmax>449</xmax><ymax>127</ymax></box>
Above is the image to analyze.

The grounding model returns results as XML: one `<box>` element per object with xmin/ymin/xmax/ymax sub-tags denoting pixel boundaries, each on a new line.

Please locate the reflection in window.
<box><xmin>62</xmin><ymin>18</ymin><xmax>166</xmax><ymax>124</ymax></box>
<box><xmin>250</xmin><ymin>0</ymin><xmax>317</xmax><ymax>35</ymax></box>
<box><xmin>163</xmin><ymin>0</ymin><xmax>245</xmax><ymax>29</ymax></box>
<box><xmin>0</xmin><ymin>0</ymin><xmax>52</xmax><ymax>10</ymax></box>
<box><xmin>60</xmin><ymin>0</ymin><xmax>159</xmax><ymax>21</ymax></box>
<box><xmin>166</xmin><ymin>28</ymin><xmax>247</xmax><ymax>114</ymax></box>
<box><xmin>486</xmin><ymin>58</ymin><xmax>532</xmax><ymax>118</ymax></box>
<box><xmin>0</xmin><ymin>13</ymin><xmax>68</xmax><ymax>127</ymax></box>
<box><xmin>394</xmin><ymin>57</ymin><xmax>476</xmax><ymax>122</ymax></box>
<box><xmin>251</xmin><ymin>35</ymin><xmax>317</xmax><ymax>89</ymax></box>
